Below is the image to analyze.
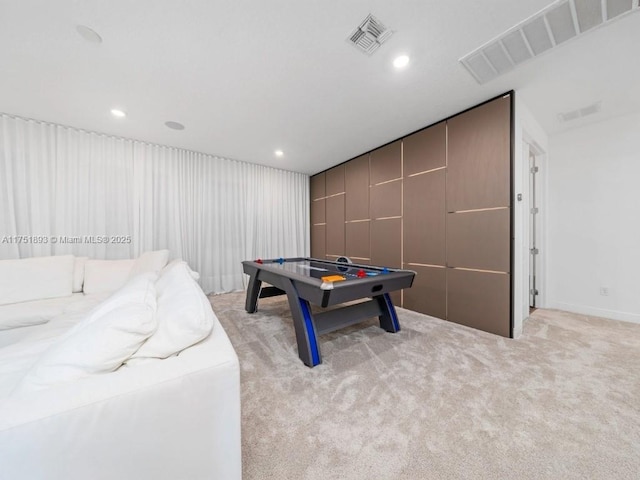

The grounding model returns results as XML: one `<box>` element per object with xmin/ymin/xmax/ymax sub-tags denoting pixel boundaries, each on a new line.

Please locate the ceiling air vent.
<box><xmin>348</xmin><ymin>14</ymin><xmax>393</xmax><ymax>55</ymax></box>
<box><xmin>557</xmin><ymin>102</ymin><xmax>602</xmax><ymax>122</ymax></box>
<box><xmin>460</xmin><ymin>0</ymin><xmax>640</xmax><ymax>84</ymax></box>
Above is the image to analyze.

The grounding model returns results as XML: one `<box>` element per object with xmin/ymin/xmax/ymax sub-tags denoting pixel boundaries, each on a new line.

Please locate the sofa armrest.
<box><xmin>0</xmin><ymin>317</ymin><xmax>241</xmax><ymax>480</ymax></box>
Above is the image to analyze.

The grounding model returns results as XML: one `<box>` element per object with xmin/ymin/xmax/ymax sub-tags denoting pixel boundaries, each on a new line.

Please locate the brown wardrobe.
<box><xmin>310</xmin><ymin>93</ymin><xmax>513</xmax><ymax>337</ymax></box>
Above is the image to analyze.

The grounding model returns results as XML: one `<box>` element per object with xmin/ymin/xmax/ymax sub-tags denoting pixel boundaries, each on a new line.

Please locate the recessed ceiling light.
<box><xmin>165</xmin><ymin>121</ymin><xmax>185</xmax><ymax>130</ymax></box>
<box><xmin>393</xmin><ymin>55</ymin><xmax>410</xmax><ymax>69</ymax></box>
<box><xmin>274</xmin><ymin>150</ymin><xmax>284</xmax><ymax>157</ymax></box>
<box><xmin>110</xmin><ymin>109</ymin><xmax>126</xmax><ymax>118</ymax></box>
<box><xmin>76</xmin><ymin>25</ymin><xmax>103</xmax><ymax>44</ymax></box>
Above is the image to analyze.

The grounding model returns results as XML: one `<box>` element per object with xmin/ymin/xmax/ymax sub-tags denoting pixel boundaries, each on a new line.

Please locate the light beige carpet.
<box><xmin>210</xmin><ymin>292</ymin><xmax>640</xmax><ymax>480</ymax></box>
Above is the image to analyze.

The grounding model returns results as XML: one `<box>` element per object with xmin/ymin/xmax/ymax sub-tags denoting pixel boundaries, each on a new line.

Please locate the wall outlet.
<box><xmin>599</xmin><ymin>287</ymin><xmax>609</xmax><ymax>296</ymax></box>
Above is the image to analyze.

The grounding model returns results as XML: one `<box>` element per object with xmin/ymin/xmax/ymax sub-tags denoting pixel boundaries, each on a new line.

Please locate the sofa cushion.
<box><xmin>83</xmin><ymin>259</ymin><xmax>136</xmax><ymax>295</ymax></box>
<box><xmin>14</xmin><ymin>274</ymin><xmax>158</xmax><ymax>393</ymax></box>
<box><xmin>129</xmin><ymin>261</ymin><xmax>213</xmax><ymax>361</ymax></box>
<box><xmin>128</xmin><ymin>249</ymin><xmax>170</xmax><ymax>278</ymax></box>
<box><xmin>72</xmin><ymin>256</ymin><xmax>88</xmax><ymax>293</ymax></box>
<box><xmin>0</xmin><ymin>336</ymin><xmax>59</xmax><ymax>399</ymax></box>
<box><xmin>0</xmin><ymin>255</ymin><xmax>74</xmax><ymax>306</ymax></box>
<box><xmin>0</xmin><ymin>294</ymin><xmax>92</xmax><ymax>332</ymax></box>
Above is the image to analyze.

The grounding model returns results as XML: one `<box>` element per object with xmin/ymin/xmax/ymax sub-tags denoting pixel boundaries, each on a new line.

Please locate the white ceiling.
<box><xmin>1</xmin><ymin>1</ymin><xmax>639</xmax><ymax>174</ymax></box>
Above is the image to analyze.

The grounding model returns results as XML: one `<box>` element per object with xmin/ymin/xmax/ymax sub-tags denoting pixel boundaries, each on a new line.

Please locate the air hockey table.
<box><xmin>242</xmin><ymin>257</ymin><xmax>415</xmax><ymax>367</ymax></box>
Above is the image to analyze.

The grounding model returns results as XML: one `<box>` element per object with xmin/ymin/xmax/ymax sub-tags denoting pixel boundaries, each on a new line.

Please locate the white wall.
<box><xmin>547</xmin><ymin>112</ymin><xmax>640</xmax><ymax>323</ymax></box>
<box><xmin>514</xmin><ymin>96</ymin><xmax>549</xmax><ymax>337</ymax></box>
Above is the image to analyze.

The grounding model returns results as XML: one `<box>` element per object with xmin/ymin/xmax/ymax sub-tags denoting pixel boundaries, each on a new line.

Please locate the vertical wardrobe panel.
<box><xmin>311</xmin><ymin>225</ymin><xmax>326</xmax><ymax>259</ymax></box>
<box><xmin>447</xmin><ymin>96</ymin><xmax>511</xmax><ymax>211</ymax></box>
<box><xmin>325</xmin><ymin>165</ymin><xmax>345</xmax><ymax>258</ymax></box>
<box><xmin>345</xmin><ymin>155</ymin><xmax>369</xmax><ymax>221</ymax></box>
<box><xmin>370</xmin><ymin>141</ymin><xmax>401</xmax><ymax>184</ymax></box>
<box><xmin>310</xmin><ymin>173</ymin><xmax>326</xmax><ymax>200</ymax></box>
<box><xmin>403</xmin><ymin>170</ymin><xmax>445</xmax><ymax>265</ymax></box>
<box><xmin>447</xmin><ymin>269</ymin><xmax>511</xmax><ymax>337</ymax></box>
<box><xmin>310</xmin><ymin>198</ymin><xmax>325</xmax><ymax>225</ymax></box>
<box><xmin>371</xmin><ymin>217</ymin><xmax>402</xmax><ymax>306</ymax></box>
<box><xmin>403</xmin><ymin>122</ymin><xmax>446</xmax><ymax>176</ymax></box>
<box><xmin>345</xmin><ymin>155</ymin><xmax>371</xmax><ymax>261</ymax></box>
<box><xmin>370</xmin><ymin>138</ymin><xmax>401</xmax><ymax>304</ymax></box>
<box><xmin>325</xmin><ymin>194</ymin><xmax>345</xmax><ymax>257</ymax></box>
<box><xmin>371</xmin><ymin>218</ymin><xmax>401</xmax><ymax>268</ymax></box>
<box><xmin>446</xmin><ymin>94</ymin><xmax>512</xmax><ymax>338</ymax></box>
<box><xmin>403</xmin><ymin>265</ymin><xmax>446</xmax><ymax>319</ymax></box>
<box><xmin>447</xmin><ymin>209</ymin><xmax>510</xmax><ymax>272</ymax></box>
<box><xmin>370</xmin><ymin>180</ymin><xmax>402</xmax><ymax>219</ymax></box>
<box><xmin>310</xmin><ymin>173</ymin><xmax>326</xmax><ymax>259</ymax></box>
<box><xmin>345</xmin><ymin>221</ymin><xmax>370</xmax><ymax>260</ymax></box>
<box><xmin>325</xmin><ymin>165</ymin><xmax>345</xmax><ymax>196</ymax></box>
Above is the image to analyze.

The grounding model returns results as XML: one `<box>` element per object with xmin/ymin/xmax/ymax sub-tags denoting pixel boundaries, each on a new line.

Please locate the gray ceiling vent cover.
<box><xmin>348</xmin><ymin>14</ymin><xmax>393</xmax><ymax>55</ymax></box>
<box><xmin>460</xmin><ymin>0</ymin><xmax>640</xmax><ymax>84</ymax></box>
<box><xmin>557</xmin><ymin>101</ymin><xmax>602</xmax><ymax>122</ymax></box>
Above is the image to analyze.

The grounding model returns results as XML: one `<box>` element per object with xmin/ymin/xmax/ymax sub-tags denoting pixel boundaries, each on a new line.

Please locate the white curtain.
<box><xmin>0</xmin><ymin>114</ymin><xmax>309</xmax><ymax>293</ymax></box>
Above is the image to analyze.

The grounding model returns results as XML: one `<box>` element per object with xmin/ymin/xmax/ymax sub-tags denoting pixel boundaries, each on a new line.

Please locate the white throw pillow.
<box><xmin>83</xmin><ymin>259</ymin><xmax>136</xmax><ymax>295</ymax></box>
<box><xmin>161</xmin><ymin>258</ymin><xmax>201</xmax><ymax>281</ymax></box>
<box><xmin>128</xmin><ymin>249</ymin><xmax>170</xmax><ymax>279</ymax></box>
<box><xmin>15</xmin><ymin>274</ymin><xmax>158</xmax><ymax>393</ymax></box>
<box><xmin>0</xmin><ymin>255</ymin><xmax>74</xmax><ymax>306</ymax></box>
<box><xmin>73</xmin><ymin>256</ymin><xmax>89</xmax><ymax>293</ymax></box>
<box><xmin>129</xmin><ymin>261</ymin><xmax>213</xmax><ymax>361</ymax></box>
<box><xmin>88</xmin><ymin>272</ymin><xmax>159</xmax><ymax>318</ymax></box>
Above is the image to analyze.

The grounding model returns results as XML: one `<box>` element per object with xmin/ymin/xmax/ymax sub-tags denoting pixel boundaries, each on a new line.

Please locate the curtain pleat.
<box><xmin>0</xmin><ymin>114</ymin><xmax>309</xmax><ymax>293</ymax></box>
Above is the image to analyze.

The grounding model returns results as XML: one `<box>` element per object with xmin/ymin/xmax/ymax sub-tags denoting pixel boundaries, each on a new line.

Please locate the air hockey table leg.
<box><xmin>375</xmin><ymin>293</ymin><xmax>401</xmax><ymax>333</ymax></box>
<box><xmin>244</xmin><ymin>269</ymin><xmax>262</xmax><ymax>314</ymax></box>
<box><xmin>281</xmin><ymin>281</ymin><xmax>322</xmax><ymax>367</ymax></box>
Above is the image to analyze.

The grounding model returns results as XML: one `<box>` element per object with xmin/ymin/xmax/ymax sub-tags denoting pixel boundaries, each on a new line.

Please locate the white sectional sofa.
<box><xmin>0</xmin><ymin>253</ymin><xmax>241</xmax><ymax>480</ymax></box>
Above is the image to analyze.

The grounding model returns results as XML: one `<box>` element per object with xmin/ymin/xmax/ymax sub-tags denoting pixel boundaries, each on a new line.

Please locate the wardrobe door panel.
<box><xmin>403</xmin><ymin>170</ymin><xmax>445</xmax><ymax>266</ymax></box>
<box><xmin>311</xmin><ymin>225</ymin><xmax>326</xmax><ymax>259</ymax></box>
<box><xmin>447</xmin><ymin>96</ymin><xmax>510</xmax><ymax>212</ymax></box>
<box><xmin>447</xmin><ymin>269</ymin><xmax>510</xmax><ymax>337</ymax></box>
<box><xmin>447</xmin><ymin>208</ymin><xmax>510</xmax><ymax>272</ymax></box>
<box><xmin>403</xmin><ymin>122</ymin><xmax>446</xmax><ymax>176</ymax></box>
<box><xmin>371</xmin><ymin>218</ymin><xmax>401</xmax><ymax>268</ymax></box>
<box><xmin>370</xmin><ymin>141</ymin><xmax>401</xmax><ymax>185</ymax></box>
<box><xmin>403</xmin><ymin>265</ymin><xmax>446</xmax><ymax>320</ymax></box>
<box><xmin>310</xmin><ymin>173</ymin><xmax>325</xmax><ymax>200</ymax></box>
<box><xmin>345</xmin><ymin>155</ymin><xmax>370</xmax><ymax>221</ymax></box>
<box><xmin>345</xmin><ymin>221</ymin><xmax>370</xmax><ymax>260</ymax></box>
<box><xmin>370</xmin><ymin>180</ymin><xmax>401</xmax><ymax>219</ymax></box>
<box><xmin>325</xmin><ymin>195</ymin><xmax>345</xmax><ymax>256</ymax></box>
<box><xmin>326</xmin><ymin>165</ymin><xmax>345</xmax><ymax>196</ymax></box>
<box><xmin>311</xmin><ymin>199</ymin><xmax>325</xmax><ymax>225</ymax></box>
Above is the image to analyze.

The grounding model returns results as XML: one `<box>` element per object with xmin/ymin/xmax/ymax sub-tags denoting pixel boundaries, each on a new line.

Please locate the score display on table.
<box><xmin>242</xmin><ymin>257</ymin><xmax>415</xmax><ymax>367</ymax></box>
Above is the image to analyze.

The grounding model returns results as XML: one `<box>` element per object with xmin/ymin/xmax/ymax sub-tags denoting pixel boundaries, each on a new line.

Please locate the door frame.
<box><xmin>523</xmin><ymin>134</ymin><xmax>546</xmax><ymax>310</ymax></box>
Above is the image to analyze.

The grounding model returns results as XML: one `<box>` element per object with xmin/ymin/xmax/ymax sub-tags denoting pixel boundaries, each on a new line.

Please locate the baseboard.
<box><xmin>549</xmin><ymin>301</ymin><xmax>640</xmax><ymax>324</ymax></box>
